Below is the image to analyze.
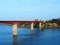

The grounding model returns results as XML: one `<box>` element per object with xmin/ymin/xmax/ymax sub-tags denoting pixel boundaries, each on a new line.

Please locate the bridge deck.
<box><xmin>0</xmin><ymin>20</ymin><xmax>44</xmax><ymax>24</ymax></box>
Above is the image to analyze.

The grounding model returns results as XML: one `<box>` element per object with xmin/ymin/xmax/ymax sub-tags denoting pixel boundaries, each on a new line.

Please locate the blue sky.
<box><xmin>0</xmin><ymin>0</ymin><xmax>60</xmax><ymax>20</ymax></box>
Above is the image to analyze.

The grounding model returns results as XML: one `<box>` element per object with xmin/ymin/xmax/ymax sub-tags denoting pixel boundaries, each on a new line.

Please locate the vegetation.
<box><xmin>45</xmin><ymin>18</ymin><xmax>60</xmax><ymax>25</ymax></box>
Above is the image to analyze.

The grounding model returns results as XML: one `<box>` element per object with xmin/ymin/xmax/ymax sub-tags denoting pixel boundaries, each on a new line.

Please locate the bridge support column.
<box><xmin>13</xmin><ymin>23</ymin><xmax>18</xmax><ymax>36</ymax></box>
<box><xmin>31</xmin><ymin>22</ymin><xmax>34</xmax><ymax>30</ymax></box>
<box><xmin>39</xmin><ymin>22</ymin><xmax>42</xmax><ymax>29</ymax></box>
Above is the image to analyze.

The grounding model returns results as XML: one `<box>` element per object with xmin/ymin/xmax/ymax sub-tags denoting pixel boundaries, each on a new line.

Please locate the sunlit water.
<box><xmin>0</xmin><ymin>24</ymin><xmax>60</xmax><ymax>45</ymax></box>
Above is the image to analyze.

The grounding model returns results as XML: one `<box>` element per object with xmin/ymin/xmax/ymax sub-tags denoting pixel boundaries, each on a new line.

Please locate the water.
<box><xmin>0</xmin><ymin>24</ymin><xmax>60</xmax><ymax>45</ymax></box>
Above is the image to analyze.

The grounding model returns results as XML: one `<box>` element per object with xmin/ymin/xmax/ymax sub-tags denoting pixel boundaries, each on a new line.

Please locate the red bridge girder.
<box><xmin>0</xmin><ymin>20</ymin><xmax>44</xmax><ymax>24</ymax></box>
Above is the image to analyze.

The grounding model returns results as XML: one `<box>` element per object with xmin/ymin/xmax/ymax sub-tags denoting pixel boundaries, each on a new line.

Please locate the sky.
<box><xmin>0</xmin><ymin>0</ymin><xmax>60</xmax><ymax>20</ymax></box>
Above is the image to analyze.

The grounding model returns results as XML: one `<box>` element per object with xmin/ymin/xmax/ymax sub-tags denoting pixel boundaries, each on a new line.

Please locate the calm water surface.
<box><xmin>0</xmin><ymin>24</ymin><xmax>60</xmax><ymax>45</ymax></box>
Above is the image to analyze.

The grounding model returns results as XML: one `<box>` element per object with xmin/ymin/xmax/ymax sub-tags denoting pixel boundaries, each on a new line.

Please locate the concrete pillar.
<box><xmin>39</xmin><ymin>22</ymin><xmax>42</xmax><ymax>29</ymax></box>
<box><xmin>13</xmin><ymin>23</ymin><xmax>18</xmax><ymax>36</ymax></box>
<box><xmin>31</xmin><ymin>22</ymin><xmax>34</xmax><ymax>30</ymax></box>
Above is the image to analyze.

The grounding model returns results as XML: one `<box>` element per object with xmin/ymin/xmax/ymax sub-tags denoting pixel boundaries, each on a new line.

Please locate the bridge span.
<box><xmin>0</xmin><ymin>20</ymin><xmax>44</xmax><ymax>36</ymax></box>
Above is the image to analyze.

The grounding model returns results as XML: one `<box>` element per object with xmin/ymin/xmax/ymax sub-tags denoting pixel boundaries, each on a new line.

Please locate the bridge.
<box><xmin>0</xmin><ymin>20</ymin><xmax>44</xmax><ymax>36</ymax></box>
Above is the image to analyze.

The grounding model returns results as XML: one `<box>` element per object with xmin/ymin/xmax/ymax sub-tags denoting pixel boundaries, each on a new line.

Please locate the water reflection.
<box><xmin>31</xmin><ymin>30</ymin><xmax>35</xmax><ymax>39</ymax></box>
<box><xmin>13</xmin><ymin>32</ymin><xmax>35</xmax><ymax>45</ymax></box>
<box><xmin>13</xmin><ymin>36</ymin><xmax>18</xmax><ymax>45</ymax></box>
<box><xmin>31</xmin><ymin>30</ymin><xmax>35</xmax><ymax>35</ymax></box>
<box><xmin>31</xmin><ymin>33</ymin><xmax>35</xmax><ymax>45</ymax></box>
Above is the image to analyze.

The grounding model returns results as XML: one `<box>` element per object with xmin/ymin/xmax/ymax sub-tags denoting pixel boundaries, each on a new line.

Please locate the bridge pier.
<box><xmin>13</xmin><ymin>23</ymin><xmax>18</xmax><ymax>36</ymax></box>
<box><xmin>39</xmin><ymin>22</ymin><xmax>42</xmax><ymax>29</ymax></box>
<box><xmin>31</xmin><ymin>22</ymin><xmax>34</xmax><ymax>30</ymax></box>
<box><xmin>31</xmin><ymin>22</ymin><xmax>34</xmax><ymax>35</ymax></box>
